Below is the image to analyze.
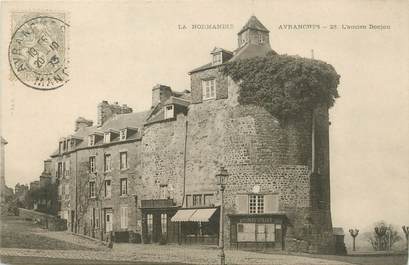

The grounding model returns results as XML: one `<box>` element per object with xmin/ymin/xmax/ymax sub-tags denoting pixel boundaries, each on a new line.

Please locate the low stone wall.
<box><xmin>18</xmin><ymin>208</ymin><xmax>67</xmax><ymax>231</ymax></box>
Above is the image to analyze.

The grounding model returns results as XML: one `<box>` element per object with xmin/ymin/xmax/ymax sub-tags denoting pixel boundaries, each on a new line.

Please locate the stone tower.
<box><xmin>237</xmin><ymin>15</ymin><xmax>271</xmax><ymax>49</ymax></box>
<box><xmin>184</xmin><ymin>15</ymin><xmax>335</xmax><ymax>253</ymax></box>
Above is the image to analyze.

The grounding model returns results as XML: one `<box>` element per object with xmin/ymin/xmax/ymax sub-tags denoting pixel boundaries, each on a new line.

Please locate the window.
<box><xmin>58</xmin><ymin>185</ymin><xmax>62</xmax><ymax>196</ymax></box>
<box><xmin>88</xmin><ymin>135</ymin><xmax>95</xmax><ymax>146</ymax></box>
<box><xmin>120</xmin><ymin>206</ymin><xmax>128</xmax><ymax>229</ymax></box>
<box><xmin>164</xmin><ymin>105</ymin><xmax>174</xmax><ymax>119</ymax></box>
<box><xmin>237</xmin><ymin>223</ymin><xmax>275</xmax><ymax>242</ymax></box>
<box><xmin>70</xmin><ymin>139</ymin><xmax>76</xmax><ymax>148</ymax></box>
<box><xmin>237</xmin><ymin>223</ymin><xmax>255</xmax><ymax>241</ymax></box>
<box><xmin>105</xmin><ymin>180</ymin><xmax>111</xmax><ymax>198</ymax></box>
<box><xmin>89</xmin><ymin>181</ymin><xmax>95</xmax><ymax>198</ymax></box>
<box><xmin>91</xmin><ymin>208</ymin><xmax>96</xmax><ymax>228</ymax></box>
<box><xmin>120</xmin><ymin>152</ymin><xmax>128</xmax><ymax>170</ymax></box>
<box><xmin>185</xmin><ymin>195</ymin><xmax>191</xmax><ymax>207</ymax></box>
<box><xmin>258</xmin><ymin>33</ymin><xmax>264</xmax><ymax>44</ymax></box>
<box><xmin>213</xmin><ymin>52</ymin><xmax>222</xmax><ymax>65</ymax></box>
<box><xmin>193</xmin><ymin>194</ymin><xmax>202</xmax><ymax>206</ymax></box>
<box><xmin>104</xmin><ymin>154</ymin><xmax>111</xmax><ymax>172</ymax></box>
<box><xmin>160</xmin><ymin>185</ymin><xmax>168</xmax><ymax>199</ymax></box>
<box><xmin>249</xmin><ymin>194</ymin><xmax>264</xmax><ymax>214</ymax></box>
<box><xmin>57</xmin><ymin>162</ymin><xmax>63</xmax><ymax>178</ymax></box>
<box><xmin>203</xmin><ymin>194</ymin><xmax>214</xmax><ymax>206</ymax></box>
<box><xmin>64</xmin><ymin>160</ymin><xmax>70</xmax><ymax>177</ymax></box>
<box><xmin>89</xmin><ymin>156</ymin><xmax>96</xmax><ymax>173</ymax></box>
<box><xmin>202</xmin><ymin>79</ymin><xmax>216</xmax><ymax>100</ymax></box>
<box><xmin>161</xmin><ymin>213</ymin><xmax>167</xmax><ymax>234</ymax></box>
<box><xmin>119</xmin><ymin>129</ymin><xmax>127</xmax><ymax>141</ymax></box>
<box><xmin>103</xmin><ymin>132</ymin><xmax>110</xmax><ymax>143</ymax></box>
<box><xmin>147</xmin><ymin>214</ymin><xmax>153</xmax><ymax>237</ymax></box>
<box><xmin>120</xmin><ymin>178</ymin><xmax>127</xmax><ymax>196</ymax></box>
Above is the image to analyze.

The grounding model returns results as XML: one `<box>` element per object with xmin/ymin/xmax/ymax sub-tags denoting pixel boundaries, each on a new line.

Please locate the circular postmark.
<box><xmin>8</xmin><ymin>16</ymin><xmax>70</xmax><ymax>90</ymax></box>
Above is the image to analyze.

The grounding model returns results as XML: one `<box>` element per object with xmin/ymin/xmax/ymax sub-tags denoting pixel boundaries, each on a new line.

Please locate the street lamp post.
<box><xmin>216</xmin><ymin>166</ymin><xmax>229</xmax><ymax>265</ymax></box>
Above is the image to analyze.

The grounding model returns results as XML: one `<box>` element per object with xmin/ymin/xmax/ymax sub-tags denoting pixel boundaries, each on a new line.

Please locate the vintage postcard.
<box><xmin>0</xmin><ymin>1</ymin><xmax>408</xmax><ymax>265</ymax></box>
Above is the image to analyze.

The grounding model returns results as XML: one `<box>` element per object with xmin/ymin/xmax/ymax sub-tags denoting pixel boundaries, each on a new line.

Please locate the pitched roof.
<box><xmin>231</xmin><ymin>43</ymin><xmax>276</xmax><ymax>61</ymax></box>
<box><xmin>51</xmin><ymin>111</ymin><xmax>149</xmax><ymax>156</ymax></box>
<box><xmin>189</xmin><ymin>62</ymin><xmax>213</xmax><ymax>74</ymax></box>
<box><xmin>163</xmin><ymin>96</ymin><xmax>190</xmax><ymax>107</ymax></box>
<box><xmin>238</xmin><ymin>15</ymin><xmax>269</xmax><ymax>35</ymax></box>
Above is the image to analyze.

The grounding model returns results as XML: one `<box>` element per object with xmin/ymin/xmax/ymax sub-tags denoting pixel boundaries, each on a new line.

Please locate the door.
<box><xmin>105</xmin><ymin>209</ymin><xmax>113</xmax><ymax>233</ymax></box>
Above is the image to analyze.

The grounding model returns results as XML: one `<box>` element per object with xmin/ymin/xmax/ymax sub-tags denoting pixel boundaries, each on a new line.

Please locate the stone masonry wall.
<box><xmin>53</xmin><ymin>139</ymin><xmax>143</xmax><ymax>240</ymax></box>
<box><xmin>183</xmin><ymin>77</ymin><xmax>334</xmax><ymax>252</ymax></box>
<box><xmin>141</xmin><ymin>114</ymin><xmax>187</xmax><ymax>205</ymax></box>
<box><xmin>190</xmin><ymin>67</ymin><xmax>228</xmax><ymax>104</ymax></box>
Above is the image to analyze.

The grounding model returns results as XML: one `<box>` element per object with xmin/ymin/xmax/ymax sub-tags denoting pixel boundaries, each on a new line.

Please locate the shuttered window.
<box><xmin>235</xmin><ymin>194</ymin><xmax>279</xmax><ymax>214</ymax></box>
<box><xmin>120</xmin><ymin>206</ymin><xmax>128</xmax><ymax>229</ymax></box>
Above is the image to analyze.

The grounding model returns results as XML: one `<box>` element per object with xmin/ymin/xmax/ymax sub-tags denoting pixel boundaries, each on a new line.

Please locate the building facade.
<box><xmin>49</xmin><ymin>16</ymin><xmax>337</xmax><ymax>253</ymax></box>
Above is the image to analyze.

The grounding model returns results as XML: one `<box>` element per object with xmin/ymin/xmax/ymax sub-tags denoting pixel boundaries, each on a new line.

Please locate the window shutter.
<box><xmin>264</xmin><ymin>194</ymin><xmax>279</xmax><ymax>213</ymax></box>
<box><xmin>235</xmin><ymin>194</ymin><xmax>248</xmax><ymax>214</ymax></box>
<box><xmin>120</xmin><ymin>207</ymin><xmax>124</xmax><ymax>228</ymax></box>
<box><xmin>125</xmin><ymin>207</ymin><xmax>128</xmax><ymax>228</ymax></box>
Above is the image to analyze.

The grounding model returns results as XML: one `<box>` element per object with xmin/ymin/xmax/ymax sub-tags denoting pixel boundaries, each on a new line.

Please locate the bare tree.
<box><xmin>403</xmin><ymin>226</ymin><xmax>409</xmax><ymax>249</ymax></box>
<box><xmin>349</xmin><ymin>228</ymin><xmax>359</xmax><ymax>251</ymax></box>
<box><xmin>365</xmin><ymin>221</ymin><xmax>401</xmax><ymax>251</ymax></box>
<box><xmin>75</xmin><ymin>161</ymin><xmax>106</xmax><ymax>237</ymax></box>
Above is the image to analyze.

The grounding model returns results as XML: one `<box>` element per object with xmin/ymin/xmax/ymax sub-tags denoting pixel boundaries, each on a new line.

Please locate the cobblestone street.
<box><xmin>1</xmin><ymin>244</ymin><xmax>356</xmax><ymax>265</ymax></box>
<box><xmin>0</xmin><ymin>215</ymin><xmax>357</xmax><ymax>265</ymax></box>
<box><xmin>1</xmin><ymin>215</ymin><xmax>406</xmax><ymax>265</ymax></box>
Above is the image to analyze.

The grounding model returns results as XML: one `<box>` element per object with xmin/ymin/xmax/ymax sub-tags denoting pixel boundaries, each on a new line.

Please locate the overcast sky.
<box><xmin>1</xmin><ymin>0</ymin><xmax>408</xmax><ymax>230</ymax></box>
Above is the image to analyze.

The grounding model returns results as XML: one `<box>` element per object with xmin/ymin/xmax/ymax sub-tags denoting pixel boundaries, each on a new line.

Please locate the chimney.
<box><xmin>75</xmin><ymin>117</ymin><xmax>93</xmax><ymax>131</ymax></box>
<box><xmin>97</xmin><ymin>101</ymin><xmax>133</xmax><ymax>126</ymax></box>
<box><xmin>43</xmin><ymin>159</ymin><xmax>52</xmax><ymax>175</ymax></box>
<box><xmin>152</xmin><ymin>84</ymin><xmax>172</xmax><ymax>107</ymax></box>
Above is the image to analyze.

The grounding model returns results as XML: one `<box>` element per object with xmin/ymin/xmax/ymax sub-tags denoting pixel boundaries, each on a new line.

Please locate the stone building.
<box><xmin>50</xmin><ymin>101</ymin><xmax>150</xmax><ymax>241</ymax></box>
<box><xmin>140</xmin><ymin>16</ymin><xmax>335</xmax><ymax>253</ymax></box>
<box><xmin>49</xmin><ymin>16</ymin><xmax>337</xmax><ymax>253</ymax></box>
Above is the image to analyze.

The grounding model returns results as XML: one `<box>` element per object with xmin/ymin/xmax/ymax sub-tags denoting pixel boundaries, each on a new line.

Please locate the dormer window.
<box><xmin>104</xmin><ymin>132</ymin><xmax>111</xmax><ymax>143</ymax></box>
<box><xmin>164</xmin><ymin>105</ymin><xmax>174</xmax><ymax>119</ymax></box>
<box><xmin>88</xmin><ymin>135</ymin><xmax>95</xmax><ymax>146</ymax></box>
<box><xmin>212</xmin><ymin>52</ymin><xmax>222</xmax><ymax>65</ymax></box>
<box><xmin>202</xmin><ymin>79</ymin><xmax>216</xmax><ymax>100</ymax></box>
<box><xmin>119</xmin><ymin>129</ymin><xmax>127</xmax><ymax>141</ymax></box>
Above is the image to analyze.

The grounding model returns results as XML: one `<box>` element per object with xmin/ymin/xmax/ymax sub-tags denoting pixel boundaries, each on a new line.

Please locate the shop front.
<box><xmin>229</xmin><ymin>213</ymin><xmax>287</xmax><ymax>250</ymax></box>
<box><xmin>141</xmin><ymin>199</ymin><xmax>179</xmax><ymax>244</ymax></box>
<box><xmin>171</xmin><ymin>207</ymin><xmax>219</xmax><ymax>245</ymax></box>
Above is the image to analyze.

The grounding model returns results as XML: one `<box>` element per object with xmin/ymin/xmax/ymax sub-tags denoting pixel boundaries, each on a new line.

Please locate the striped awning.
<box><xmin>189</xmin><ymin>208</ymin><xmax>217</xmax><ymax>222</ymax></box>
<box><xmin>171</xmin><ymin>209</ymin><xmax>197</xmax><ymax>222</ymax></box>
<box><xmin>171</xmin><ymin>208</ymin><xmax>217</xmax><ymax>222</ymax></box>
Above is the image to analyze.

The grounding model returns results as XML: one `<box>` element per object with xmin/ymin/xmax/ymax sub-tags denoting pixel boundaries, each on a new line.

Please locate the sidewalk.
<box><xmin>1</xmin><ymin>242</ymin><xmax>355</xmax><ymax>265</ymax></box>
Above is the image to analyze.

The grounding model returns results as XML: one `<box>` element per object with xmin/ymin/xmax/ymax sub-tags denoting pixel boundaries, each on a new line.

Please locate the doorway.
<box><xmin>105</xmin><ymin>209</ymin><xmax>113</xmax><ymax>233</ymax></box>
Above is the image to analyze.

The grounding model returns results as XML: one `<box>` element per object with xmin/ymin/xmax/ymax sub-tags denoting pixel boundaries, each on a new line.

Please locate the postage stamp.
<box><xmin>8</xmin><ymin>12</ymin><xmax>70</xmax><ymax>90</ymax></box>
